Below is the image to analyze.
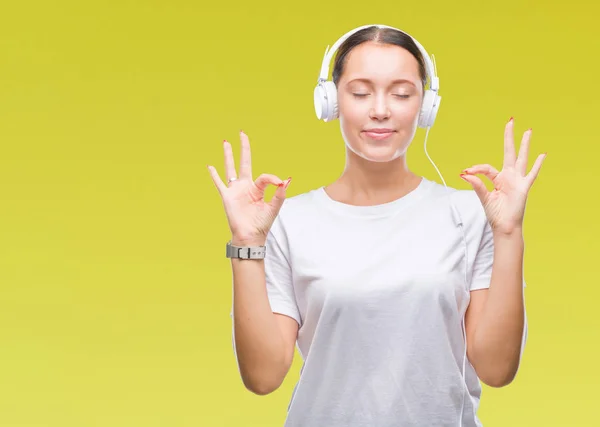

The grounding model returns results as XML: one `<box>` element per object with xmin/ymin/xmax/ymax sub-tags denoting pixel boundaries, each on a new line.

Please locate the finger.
<box><xmin>525</xmin><ymin>153</ymin><xmax>547</xmax><ymax>188</ymax></box>
<box><xmin>223</xmin><ymin>139</ymin><xmax>237</xmax><ymax>182</ymax></box>
<box><xmin>503</xmin><ymin>117</ymin><xmax>516</xmax><ymax>169</ymax></box>
<box><xmin>460</xmin><ymin>173</ymin><xmax>489</xmax><ymax>204</ymax></box>
<box><xmin>462</xmin><ymin>164</ymin><xmax>499</xmax><ymax>182</ymax></box>
<box><xmin>515</xmin><ymin>128</ymin><xmax>532</xmax><ymax>176</ymax></box>
<box><xmin>269</xmin><ymin>178</ymin><xmax>292</xmax><ymax>215</ymax></box>
<box><xmin>239</xmin><ymin>130</ymin><xmax>253</xmax><ymax>180</ymax></box>
<box><xmin>207</xmin><ymin>165</ymin><xmax>227</xmax><ymax>195</ymax></box>
<box><xmin>254</xmin><ymin>173</ymin><xmax>285</xmax><ymax>193</ymax></box>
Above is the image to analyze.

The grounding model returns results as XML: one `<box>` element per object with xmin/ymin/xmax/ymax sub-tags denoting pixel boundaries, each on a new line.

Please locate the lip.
<box><xmin>362</xmin><ymin>128</ymin><xmax>396</xmax><ymax>140</ymax></box>
<box><xmin>364</xmin><ymin>128</ymin><xmax>395</xmax><ymax>133</ymax></box>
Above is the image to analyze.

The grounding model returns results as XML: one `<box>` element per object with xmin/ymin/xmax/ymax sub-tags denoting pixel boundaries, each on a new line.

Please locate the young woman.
<box><xmin>208</xmin><ymin>24</ymin><xmax>545</xmax><ymax>427</ymax></box>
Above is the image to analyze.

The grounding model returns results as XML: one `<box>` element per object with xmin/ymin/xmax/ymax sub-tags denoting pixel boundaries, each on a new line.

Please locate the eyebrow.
<box><xmin>346</xmin><ymin>78</ymin><xmax>417</xmax><ymax>87</ymax></box>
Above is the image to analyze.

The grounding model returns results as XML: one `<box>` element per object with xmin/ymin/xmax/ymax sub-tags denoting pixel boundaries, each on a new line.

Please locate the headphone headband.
<box><xmin>313</xmin><ymin>24</ymin><xmax>442</xmax><ymax>127</ymax></box>
<box><xmin>317</xmin><ymin>24</ymin><xmax>439</xmax><ymax>92</ymax></box>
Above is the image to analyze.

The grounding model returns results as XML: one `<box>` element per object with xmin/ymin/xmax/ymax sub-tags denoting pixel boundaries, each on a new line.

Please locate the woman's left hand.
<box><xmin>460</xmin><ymin>117</ymin><xmax>547</xmax><ymax>235</ymax></box>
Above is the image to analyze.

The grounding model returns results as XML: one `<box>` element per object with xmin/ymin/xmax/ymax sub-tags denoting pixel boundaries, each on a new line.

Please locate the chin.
<box><xmin>348</xmin><ymin>142</ymin><xmax>405</xmax><ymax>163</ymax></box>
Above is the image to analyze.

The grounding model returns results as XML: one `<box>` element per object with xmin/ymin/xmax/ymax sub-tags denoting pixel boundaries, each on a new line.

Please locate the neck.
<box><xmin>325</xmin><ymin>149</ymin><xmax>422</xmax><ymax>206</ymax></box>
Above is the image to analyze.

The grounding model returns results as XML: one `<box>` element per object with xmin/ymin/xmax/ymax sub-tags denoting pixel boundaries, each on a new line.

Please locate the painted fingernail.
<box><xmin>460</xmin><ymin>174</ymin><xmax>468</xmax><ymax>181</ymax></box>
<box><xmin>284</xmin><ymin>177</ymin><xmax>292</xmax><ymax>189</ymax></box>
<box><xmin>509</xmin><ymin>117</ymin><xmax>514</xmax><ymax>122</ymax></box>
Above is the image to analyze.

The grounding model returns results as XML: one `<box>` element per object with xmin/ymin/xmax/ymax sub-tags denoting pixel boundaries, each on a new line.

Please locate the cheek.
<box><xmin>338</xmin><ymin>94</ymin><xmax>367</xmax><ymax>123</ymax></box>
<box><xmin>392</xmin><ymin>98</ymin><xmax>422</xmax><ymax>120</ymax></box>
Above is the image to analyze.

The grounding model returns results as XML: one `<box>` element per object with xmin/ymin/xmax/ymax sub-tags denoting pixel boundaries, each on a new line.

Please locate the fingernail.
<box><xmin>223</xmin><ymin>139</ymin><xmax>227</xmax><ymax>143</ymax></box>
<box><xmin>460</xmin><ymin>174</ymin><xmax>468</xmax><ymax>180</ymax></box>
<box><xmin>461</xmin><ymin>169</ymin><xmax>469</xmax><ymax>174</ymax></box>
<box><xmin>509</xmin><ymin>117</ymin><xmax>514</xmax><ymax>122</ymax></box>
<box><xmin>240</xmin><ymin>130</ymin><xmax>245</xmax><ymax>135</ymax></box>
<box><xmin>284</xmin><ymin>177</ymin><xmax>292</xmax><ymax>189</ymax></box>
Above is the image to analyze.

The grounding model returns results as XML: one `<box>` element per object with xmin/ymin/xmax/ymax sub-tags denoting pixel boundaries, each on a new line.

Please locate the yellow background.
<box><xmin>0</xmin><ymin>0</ymin><xmax>598</xmax><ymax>425</ymax></box>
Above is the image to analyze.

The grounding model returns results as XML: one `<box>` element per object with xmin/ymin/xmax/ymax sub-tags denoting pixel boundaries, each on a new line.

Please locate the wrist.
<box><xmin>492</xmin><ymin>221</ymin><xmax>523</xmax><ymax>237</ymax></box>
<box><xmin>492</xmin><ymin>226</ymin><xmax>524</xmax><ymax>242</ymax></box>
<box><xmin>231</xmin><ymin>235</ymin><xmax>267</xmax><ymax>247</ymax></box>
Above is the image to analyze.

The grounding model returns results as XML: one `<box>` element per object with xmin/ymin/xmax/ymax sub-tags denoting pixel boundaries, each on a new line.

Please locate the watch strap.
<box><xmin>226</xmin><ymin>241</ymin><xmax>266</xmax><ymax>259</ymax></box>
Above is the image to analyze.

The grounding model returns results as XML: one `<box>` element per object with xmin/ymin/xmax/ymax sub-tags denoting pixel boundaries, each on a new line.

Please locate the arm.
<box><xmin>231</xmin><ymin>236</ymin><xmax>299</xmax><ymax>395</ymax></box>
<box><xmin>465</xmin><ymin>229</ymin><xmax>526</xmax><ymax>388</ymax></box>
<box><xmin>207</xmin><ymin>130</ymin><xmax>298</xmax><ymax>396</ymax></box>
<box><xmin>460</xmin><ymin>117</ymin><xmax>546</xmax><ymax>387</ymax></box>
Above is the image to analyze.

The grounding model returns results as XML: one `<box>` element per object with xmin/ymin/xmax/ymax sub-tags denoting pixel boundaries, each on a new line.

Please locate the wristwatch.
<box><xmin>226</xmin><ymin>241</ymin><xmax>266</xmax><ymax>260</ymax></box>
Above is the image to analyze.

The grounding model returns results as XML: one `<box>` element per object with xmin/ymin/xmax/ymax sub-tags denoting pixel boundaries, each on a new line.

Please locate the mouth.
<box><xmin>362</xmin><ymin>129</ymin><xmax>396</xmax><ymax>140</ymax></box>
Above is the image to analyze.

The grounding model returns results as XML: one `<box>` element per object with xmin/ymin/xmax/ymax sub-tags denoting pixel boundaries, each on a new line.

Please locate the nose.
<box><xmin>369</xmin><ymin>94</ymin><xmax>391</xmax><ymax>120</ymax></box>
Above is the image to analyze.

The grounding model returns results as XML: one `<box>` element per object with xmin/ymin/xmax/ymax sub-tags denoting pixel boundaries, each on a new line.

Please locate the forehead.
<box><xmin>340</xmin><ymin>41</ymin><xmax>421</xmax><ymax>84</ymax></box>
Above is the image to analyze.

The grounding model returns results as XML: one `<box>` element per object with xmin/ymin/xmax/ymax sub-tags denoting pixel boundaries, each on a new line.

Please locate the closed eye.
<box><xmin>352</xmin><ymin>93</ymin><xmax>411</xmax><ymax>99</ymax></box>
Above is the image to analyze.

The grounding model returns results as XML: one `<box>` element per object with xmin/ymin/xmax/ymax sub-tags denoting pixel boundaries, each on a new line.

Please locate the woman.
<box><xmin>208</xmin><ymin>24</ymin><xmax>545</xmax><ymax>427</ymax></box>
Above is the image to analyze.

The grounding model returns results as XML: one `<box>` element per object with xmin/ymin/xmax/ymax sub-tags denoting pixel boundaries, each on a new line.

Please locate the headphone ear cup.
<box><xmin>314</xmin><ymin>84</ymin><xmax>327</xmax><ymax>121</ymax></box>
<box><xmin>418</xmin><ymin>90</ymin><xmax>435</xmax><ymax>128</ymax></box>
<box><xmin>429</xmin><ymin>94</ymin><xmax>441</xmax><ymax>127</ymax></box>
<box><xmin>314</xmin><ymin>81</ymin><xmax>338</xmax><ymax>122</ymax></box>
<box><xmin>418</xmin><ymin>90</ymin><xmax>441</xmax><ymax>128</ymax></box>
<box><xmin>324</xmin><ymin>81</ymin><xmax>339</xmax><ymax>121</ymax></box>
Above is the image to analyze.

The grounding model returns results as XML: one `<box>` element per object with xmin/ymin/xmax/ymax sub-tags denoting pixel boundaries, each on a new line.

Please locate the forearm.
<box><xmin>231</xmin><ymin>238</ymin><xmax>288</xmax><ymax>394</ymax></box>
<box><xmin>471</xmin><ymin>229</ymin><xmax>526</xmax><ymax>386</ymax></box>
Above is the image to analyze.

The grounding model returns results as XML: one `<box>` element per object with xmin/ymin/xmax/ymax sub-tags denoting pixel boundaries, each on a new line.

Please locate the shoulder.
<box><xmin>268</xmin><ymin>187</ymin><xmax>323</xmax><ymax>238</ymax></box>
<box><xmin>425</xmin><ymin>179</ymin><xmax>479</xmax><ymax>207</ymax></box>
<box><xmin>277</xmin><ymin>187</ymin><xmax>324</xmax><ymax>220</ymax></box>
<box><xmin>425</xmin><ymin>179</ymin><xmax>490</xmax><ymax>232</ymax></box>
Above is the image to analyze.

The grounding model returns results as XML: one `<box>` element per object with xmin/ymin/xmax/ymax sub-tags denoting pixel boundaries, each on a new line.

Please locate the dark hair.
<box><xmin>331</xmin><ymin>26</ymin><xmax>427</xmax><ymax>91</ymax></box>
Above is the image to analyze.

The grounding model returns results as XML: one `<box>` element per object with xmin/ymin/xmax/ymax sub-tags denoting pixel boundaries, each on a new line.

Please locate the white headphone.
<box><xmin>314</xmin><ymin>24</ymin><xmax>441</xmax><ymax>128</ymax></box>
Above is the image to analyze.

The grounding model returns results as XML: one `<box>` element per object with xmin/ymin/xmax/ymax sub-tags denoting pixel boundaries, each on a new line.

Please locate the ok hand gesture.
<box><xmin>207</xmin><ymin>131</ymin><xmax>292</xmax><ymax>246</ymax></box>
<box><xmin>460</xmin><ymin>118</ymin><xmax>547</xmax><ymax>235</ymax></box>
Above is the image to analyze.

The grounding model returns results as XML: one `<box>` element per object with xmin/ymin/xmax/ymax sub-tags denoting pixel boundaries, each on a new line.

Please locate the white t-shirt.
<box><xmin>261</xmin><ymin>176</ymin><xmax>526</xmax><ymax>427</ymax></box>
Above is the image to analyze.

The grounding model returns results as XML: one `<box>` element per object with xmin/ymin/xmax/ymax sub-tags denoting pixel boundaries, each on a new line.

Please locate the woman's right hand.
<box><xmin>207</xmin><ymin>130</ymin><xmax>291</xmax><ymax>246</ymax></box>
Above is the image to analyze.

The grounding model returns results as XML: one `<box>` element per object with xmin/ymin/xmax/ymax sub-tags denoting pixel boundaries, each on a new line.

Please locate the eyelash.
<box><xmin>352</xmin><ymin>94</ymin><xmax>410</xmax><ymax>99</ymax></box>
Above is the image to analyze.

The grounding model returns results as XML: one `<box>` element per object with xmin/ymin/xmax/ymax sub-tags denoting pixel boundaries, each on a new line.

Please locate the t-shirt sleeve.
<box><xmin>468</xmin><ymin>206</ymin><xmax>528</xmax><ymax>363</ymax></box>
<box><xmin>469</xmin><ymin>214</ymin><xmax>527</xmax><ymax>291</ymax></box>
<box><xmin>469</xmin><ymin>219</ymin><xmax>495</xmax><ymax>291</ymax></box>
<box><xmin>263</xmin><ymin>216</ymin><xmax>302</xmax><ymax>327</ymax></box>
<box><xmin>228</xmin><ymin>216</ymin><xmax>302</xmax><ymax>327</ymax></box>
